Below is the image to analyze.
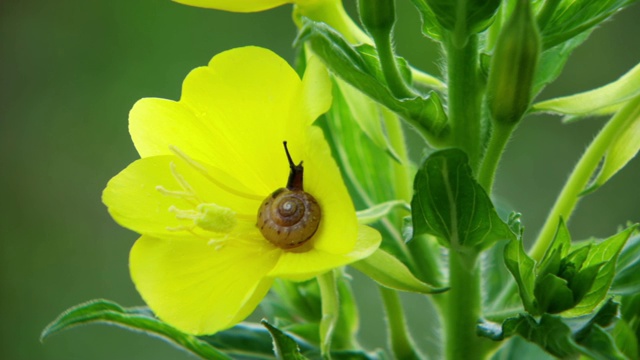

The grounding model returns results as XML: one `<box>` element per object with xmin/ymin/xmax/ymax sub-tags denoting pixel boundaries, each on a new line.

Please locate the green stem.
<box><xmin>446</xmin><ymin>35</ymin><xmax>483</xmax><ymax>170</ymax></box>
<box><xmin>529</xmin><ymin>98</ymin><xmax>640</xmax><ymax>261</ymax></box>
<box><xmin>445</xmin><ymin>251</ymin><xmax>485</xmax><ymax>360</ymax></box>
<box><xmin>383</xmin><ymin>108</ymin><xmax>412</xmax><ymax>203</ymax></box>
<box><xmin>379</xmin><ymin>287</ymin><xmax>422</xmax><ymax>360</ymax></box>
<box><xmin>374</xmin><ymin>31</ymin><xmax>416</xmax><ymax>99</ymax></box>
<box><xmin>318</xmin><ymin>270</ymin><xmax>339</xmax><ymax>359</ymax></box>
<box><xmin>478</xmin><ymin>123</ymin><xmax>516</xmax><ymax>193</ymax></box>
<box><xmin>411</xmin><ymin>67</ymin><xmax>447</xmax><ymax>91</ymax></box>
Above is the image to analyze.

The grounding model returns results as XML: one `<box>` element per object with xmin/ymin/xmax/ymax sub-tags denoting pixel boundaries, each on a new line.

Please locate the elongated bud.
<box><xmin>486</xmin><ymin>0</ymin><xmax>541</xmax><ymax>125</ymax></box>
<box><xmin>357</xmin><ymin>0</ymin><xmax>396</xmax><ymax>38</ymax></box>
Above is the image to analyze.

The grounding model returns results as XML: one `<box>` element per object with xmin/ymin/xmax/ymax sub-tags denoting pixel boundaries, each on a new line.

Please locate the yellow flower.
<box><xmin>173</xmin><ymin>0</ymin><xmax>367</xmax><ymax>43</ymax></box>
<box><xmin>102</xmin><ymin>46</ymin><xmax>380</xmax><ymax>335</ymax></box>
<box><xmin>173</xmin><ymin>0</ymin><xmax>334</xmax><ymax>13</ymax></box>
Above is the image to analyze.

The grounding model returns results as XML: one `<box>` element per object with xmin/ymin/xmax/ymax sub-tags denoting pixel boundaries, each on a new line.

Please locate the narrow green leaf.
<box><xmin>539</xmin><ymin>0</ymin><xmax>636</xmax><ymax>49</ymax></box>
<box><xmin>351</xmin><ymin>248</ymin><xmax>447</xmax><ymax>294</ymax></box>
<box><xmin>332</xmin><ymin>273</ymin><xmax>359</xmax><ymax>350</ymax></box>
<box><xmin>298</xmin><ymin>19</ymin><xmax>449</xmax><ymax>141</ymax></box>
<box><xmin>504</xmin><ymin>238</ymin><xmax>537</xmax><ymax>313</ymax></box>
<box><xmin>321</xmin><ymin>77</ymin><xmax>409</xmax><ymax>261</ymax></box>
<box><xmin>41</xmin><ymin>299</ymin><xmax>231</xmax><ymax>360</ymax></box>
<box><xmin>335</xmin><ymin>79</ymin><xmax>402</xmax><ymax>163</ymax></box>
<box><xmin>262</xmin><ymin>320</ymin><xmax>309</xmax><ymax>360</ymax></box>
<box><xmin>611</xmin><ymin>233</ymin><xmax>640</xmax><ymax>295</ymax></box>
<box><xmin>317</xmin><ymin>271</ymin><xmax>338</xmax><ymax>358</ymax></box>
<box><xmin>588</xmin><ymin>96</ymin><xmax>640</xmax><ymax>193</ymax></box>
<box><xmin>356</xmin><ymin>200</ymin><xmax>410</xmax><ymax>225</ymax></box>
<box><xmin>533</xmin><ymin>62</ymin><xmax>640</xmax><ymax>116</ymax></box>
<box><xmin>411</xmin><ymin>149</ymin><xmax>515</xmax><ymax>252</ymax></box>
<box><xmin>564</xmin><ymin>225</ymin><xmax>637</xmax><ymax>317</ymax></box>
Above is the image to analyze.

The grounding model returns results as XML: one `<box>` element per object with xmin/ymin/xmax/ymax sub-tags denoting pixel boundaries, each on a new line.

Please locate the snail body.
<box><xmin>257</xmin><ymin>142</ymin><xmax>322</xmax><ymax>250</ymax></box>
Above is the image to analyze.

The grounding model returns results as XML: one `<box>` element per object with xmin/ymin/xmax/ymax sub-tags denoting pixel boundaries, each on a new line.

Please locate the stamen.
<box><xmin>155</xmin><ymin>185</ymin><xmax>197</xmax><ymax>200</ymax></box>
<box><xmin>170</xmin><ymin>162</ymin><xmax>198</xmax><ymax>198</ymax></box>
<box><xmin>169</xmin><ymin>145</ymin><xmax>264</xmax><ymax>201</ymax></box>
<box><xmin>208</xmin><ymin>236</ymin><xmax>230</xmax><ymax>251</ymax></box>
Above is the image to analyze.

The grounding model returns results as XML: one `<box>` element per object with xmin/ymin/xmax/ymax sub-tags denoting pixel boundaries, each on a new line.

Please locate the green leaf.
<box><xmin>411</xmin><ymin>149</ymin><xmax>515</xmax><ymax>252</ymax></box>
<box><xmin>534</xmin><ymin>273</ymin><xmax>574</xmax><ymax>314</ymax></box>
<box><xmin>422</xmin><ymin>0</ymin><xmax>500</xmax><ymax>46</ymax></box>
<box><xmin>408</xmin><ymin>0</ymin><xmax>444</xmax><ymax>41</ymax></box>
<box><xmin>298</xmin><ymin>19</ymin><xmax>449</xmax><ymax>142</ymax></box>
<box><xmin>351</xmin><ymin>248</ymin><xmax>447</xmax><ymax>294</ymax></box>
<box><xmin>41</xmin><ymin>299</ymin><xmax>232</xmax><ymax>360</ymax></box>
<box><xmin>532</xmin><ymin>31</ymin><xmax>591</xmax><ymax>96</ymax></box>
<box><xmin>262</xmin><ymin>320</ymin><xmax>308</xmax><ymax>360</ymax></box>
<box><xmin>483</xmin><ymin>299</ymin><xmax>625</xmax><ymax>359</ymax></box>
<box><xmin>489</xmin><ymin>336</ymin><xmax>554</xmax><ymax>360</ymax></box>
<box><xmin>504</xmin><ymin>238</ymin><xmax>537</xmax><ymax>313</ymax></box>
<box><xmin>611</xmin><ymin>233</ymin><xmax>640</xmax><ymax>295</ymax></box>
<box><xmin>333</xmin><ymin>273</ymin><xmax>359</xmax><ymax>350</ymax></box>
<box><xmin>612</xmin><ymin>319</ymin><xmax>639</xmax><ymax>360</ymax></box>
<box><xmin>356</xmin><ymin>200</ymin><xmax>410</xmax><ymax>225</ymax></box>
<box><xmin>320</xmin><ymin>77</ymin><xmax>408</xmax><ymax>261</ymax></box>
<box><xmin>586</xmin><ymin>96</ymin><xmax>640</xmax><ymax>193</ymax></box>
<box><xmin>539</xmin><ymin>0</ymin><xmax>637</xmax><ymax>49</ymax></box>
<box><xmin>564</xmin><ymin>225</ymin><xmax>637</xmax><ymax>317</ymax></box>
<box><xmin>202</xmin><ymin>323</ymin><xmax>289</xmax><ymax>359</ymax></box>
<box><xmin>532</xmin><ymin>62</ymin><xmax>640</xmax><ymax>116</ymax></box>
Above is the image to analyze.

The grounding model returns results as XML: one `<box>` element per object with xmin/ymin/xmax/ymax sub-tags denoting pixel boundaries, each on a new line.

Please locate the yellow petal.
<box><xmin>301</xmin><ymin>126</ymin><xmax>358</xmax><ymax>254</ymax></box>
<box><xmin>103</xmin><ymin>155</ymin><xmax>261</xmax><ymax>239</ymax></box>
<box><xmin>268</xmin><ymin>224</ymin><xmax>381</xmax><ymax>281</ymax></box>
<box><xmin>173</xmin><ymin>0</ymin><xmax>291</xmax><ymax>13</ymax></box>
<box><xmin>298</xmin><ymin>54</ymin><xmax>332</xmax><ymax>126</ymax></box>
<box><xmin>130</xmin><ymin>235</ymin><xmax>280</xmax><ymax>335</ymax></box>
<box><xmin>130</xmin><ymin>46</ymin><xmax>325</xmax><ymax>195</ymax></box>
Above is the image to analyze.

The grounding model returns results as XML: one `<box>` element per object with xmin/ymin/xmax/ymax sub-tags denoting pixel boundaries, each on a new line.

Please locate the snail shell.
<box><xmin>256</xmin><ymin>141</ymin><xmax>322</xmax><ymax>250</ymax></box>
<box><xmin>257</xmin><ymin>188</ymin><xmax>321</xmax><ymax>249</ymax></box>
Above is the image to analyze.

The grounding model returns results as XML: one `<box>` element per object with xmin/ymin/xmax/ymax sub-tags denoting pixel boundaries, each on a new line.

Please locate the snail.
<box><xmin>257</xmin><ymin>141</ymin><xmax>321</xmax><ymax>251</ymax></box>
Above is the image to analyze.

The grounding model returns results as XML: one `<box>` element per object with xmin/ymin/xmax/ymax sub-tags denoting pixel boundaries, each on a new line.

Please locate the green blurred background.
<box><xmin>1</xmin><ymin>1</ymin><xmax>639</xmax><ymax>359</ymax></box>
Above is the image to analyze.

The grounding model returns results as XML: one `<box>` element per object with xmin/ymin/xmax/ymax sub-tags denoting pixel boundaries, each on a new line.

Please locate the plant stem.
<box><xmin>379</xmin><ymin>286</ymin><xmax>422</xmax><ymax>360</ymax></box>
<box><xmin>383</xmin><ymin>108</ymin><xmax>412</xmax><ymax>203</ymax></box>
<box><xmin>375</xmin><ymin>31</ymin><xmax>416</xmax><ymax>99</ymax></box>
<box><xmin>529</xmin><ymin>97</ymin><xmax>640</xmax><ymax>261</ymax></box>
<box><xmin>446</xmin><ymin>35</ymin><xmax>483</xmax><ymax>170</ymax></box>
<box><xmin>478</xmin><ymin>123</ymin><xmax>516</xmax><ymax>193</ymax></box>
<box><xmin>318</xmin><ymin>270</ymin><xmax>339</xmax><ymax>359</ymax></box>
<box><xmin>445</xmin><ymin>251</ymin><xmax>485</xmax><ymax>360</ymax></box>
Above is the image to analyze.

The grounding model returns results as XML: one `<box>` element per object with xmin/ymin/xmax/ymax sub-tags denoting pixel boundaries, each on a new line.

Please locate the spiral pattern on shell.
<box><xmin>257</xmin><ymin>188</ymin><xmax>321</xmax><ymax>250</ymax></box>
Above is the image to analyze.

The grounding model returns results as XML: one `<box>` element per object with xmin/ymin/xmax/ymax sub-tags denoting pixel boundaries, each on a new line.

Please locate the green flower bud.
<box><xmin>357</xmin><ymin>0</ymin><xmax>396</xmax><ymax>38</ymax></box>
<box><xmin>486</xmin><ymin>0</ymin><xmax>541</xmax><ymax>125</ymax></box>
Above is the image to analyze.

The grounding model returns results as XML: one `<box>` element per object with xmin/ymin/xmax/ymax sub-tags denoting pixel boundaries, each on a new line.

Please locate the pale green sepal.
<box><xmin>583</xmin><ymin>95</ymin><xmax>640</xmax><ymax>194</ymax></box>
<box><xmin>504</xmin><ymin>238</ymin><xmax>537</xmax><ymax>314</ymax></box>
<box><xmin>533</xmin><ymin>62</ymin><xmax>640</xmax><ymax>116</ymax></box>
<box><xmin>351</xmin><ymin>248</ymin><xmax>447</xmax><ymax>294</ymax></box>
<box><xmin>41</xmin><ymin>299</ymin><xmax>231</xmax><ymax>360</ymax></box>
<box><xmin>356</xmin><ymin>200</ymin><xmax>410</xmax><ymax>225</ymax></box>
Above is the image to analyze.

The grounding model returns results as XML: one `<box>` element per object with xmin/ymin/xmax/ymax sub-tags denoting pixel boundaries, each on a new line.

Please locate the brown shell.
<box><xmin>257</xmin><ymin>188</ymin><xmax>321</xmax><ymax>250</ymax></box>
